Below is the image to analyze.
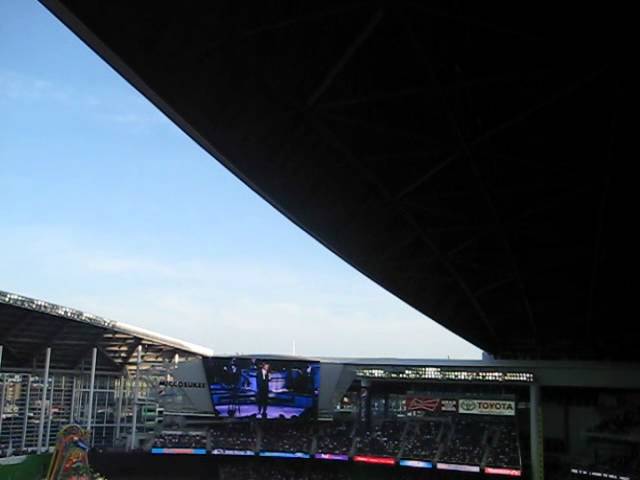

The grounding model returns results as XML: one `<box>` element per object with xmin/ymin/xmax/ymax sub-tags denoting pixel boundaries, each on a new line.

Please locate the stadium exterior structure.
<box><xmin>2</xmin><ymin>290</ymin><xmax>640</xmax><ymax>479</ymax></box>
<box><xmin>0</xmin><ymin>289</ymin><xmax>211</xmax><ymax>458</ymax></box>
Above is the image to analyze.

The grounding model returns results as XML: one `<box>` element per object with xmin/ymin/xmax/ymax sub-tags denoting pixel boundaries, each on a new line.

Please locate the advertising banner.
<box><xmin>441</xmin><ymin>399</ymin><xmax>458</xmax><ymax>412</ymax></box>
<box><xmin>314</xmin><ymin>453</ymin><xmax>349</xmax><ymax>461</ymax></box>
<box><xmin>399</xmin><ymin>459</ymin><xmax>433</xmax><ymax>469</ymax></box>
<box><xmin>151</xmin><ymin>448</ymin><xmax>207</xmax><ymax>455</ymax></box>
<box><xmin>571</xmin><ymin>468</ymin><xmax>631</xmax><ymax>480</ymax></box>
<box><xmin>160</xmin><ymin>360</ymin><xmax>213</xmax><ymax>413</ymax></box>
<box><xmin>405</xmin><ymin>397</ymin><xmax>458</xmax><ymax>413</ymax></box>
<box><xmin>211</xmin><ymin>449</ymin><xmax>255</xmax><ymax>456</ymax></box>
<box><xmin>405</xmin><ymin>397</ymin><xmax>440</xmax><ymax>412</ymax></box>
<box><xmin>458</xmin><ymin>399</ymin><xmax>515</xmax><ymax>416</ymax></box>
<box><xmin>259</xmin><ymin>451</ymin><xmax>311</xmax><ymax>459</ymax></box>
<box><xmin>437</xmin><ymin>463</ymin><xmax>481</xmax><ymax>472</ymax></box>
<box><xmin>353</xmin><ymin>455</ymin><xmax>396</xmax><ymax>465</ymax></box>
<box><xmin>359</xmin><ymin>387</ymin><xmax>369</xmax><ymax>423</ymax></box>
<box><xmin>485</xmin><ymin>467</ymin><xmax>523</xmax><ymax>476</ymax></box>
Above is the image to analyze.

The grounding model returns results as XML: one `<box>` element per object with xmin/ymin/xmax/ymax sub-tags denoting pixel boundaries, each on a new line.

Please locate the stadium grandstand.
<box><xmin>3</xmin><ymin>289</ymin><xmax>640</xmax><ymax>479</ymax></box>
<box><xmin>2</xmin><ymin>1</ymin><xmax>632</xmax><ymax>479</ymax></box>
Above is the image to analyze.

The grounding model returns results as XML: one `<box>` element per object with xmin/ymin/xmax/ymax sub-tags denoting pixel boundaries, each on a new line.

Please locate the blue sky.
<box><xmin>0</xmin><ymin>0</ymin><xmax>480</xmax><ymax>358</ymax></box>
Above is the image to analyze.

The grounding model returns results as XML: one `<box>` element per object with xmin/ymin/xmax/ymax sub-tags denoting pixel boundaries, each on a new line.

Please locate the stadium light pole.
<box><xmin>37</xmin><ymin>347</ymin><xmax>51</xmax><ymax>452</ymax></box>
<box><xmin>87</xmin><ymin>347</ymin><xmax>98</xmax><ymax>433</ymax></box>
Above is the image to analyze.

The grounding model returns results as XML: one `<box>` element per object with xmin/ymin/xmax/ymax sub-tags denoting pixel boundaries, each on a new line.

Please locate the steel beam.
<box><xmin>86</xmin><ymin>347</ymin><xmax>97</xmax><ymax>431</ymax></box>
<box><xmin>37</xmin><ymin>347</ymin><xmax>51</xmax><ymax>451</ymax></box>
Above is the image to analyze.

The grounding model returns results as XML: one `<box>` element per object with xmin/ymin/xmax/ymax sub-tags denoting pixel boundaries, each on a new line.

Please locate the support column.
<box><xmin>122</xmin><ymin>378</ymin><xmax>130</xmax><ymax>440</ymax></box>
<box><xmin>115</xmin><ymin>376</ymin><xmax>124</xmax><ymax>440</ymax></box>
<box><xmin>102</xmin><ymin>383</ymin><xmax>109</xmax><ymax>445</ymax></box>
<box><xmin>564</xmin><ymin>398</ymin><xmax>570</xmax><ymax>453</ymax></box>
<box><xmin>37</xmin><ymin>347</ymin><xmax>51</xmax><ymax>451</ymax></box>
<box><xmin>358</xmin><ymin>380</ymin><xmax>372</xmax><ymax>430</ymax></box>
<box><xmin>130</xmin><ymin>345</ymin><xmax>142</xmax><ymax>451</ymax></box>
<box><xmin>21</xmin><ymin>375</ymin><xmax>32</xmax><ymax>449</ymax></box>
<box><xmin>91</xmin><ymin>394</ymin><xmax>98</xmax><ymax>446</ymax></box>
<box><xmin>86</xmin><ymin>347</ymin><xmax>97</xmax><ymax>431</ymax></box>
<box><xmin>70</xmin><ymin>377</ymin><xmax>77</xmax><ymax>423</ymax></box>
<box><xmin>45</xmin><ymin>377</ymin><xmax>55</xmax><ymax>449</ymax></box>
<box><xmin>0</xmin><ymin>344</ymin><xmax>3</xmax><ymax>438</ymax></box>
<box><xmin>383</xmin><ymin>393</ymin><xmax>390</xmax><ymax>418</ymax></box>
<box><xmin>0</xmin><ymin>378</ymin><xmax>6</xmax><ymax>439</ymax></box>
<box><xmin>530</xmin><ymin>383</ymin><xmax>544</xmax><ymax>480</ymax></box>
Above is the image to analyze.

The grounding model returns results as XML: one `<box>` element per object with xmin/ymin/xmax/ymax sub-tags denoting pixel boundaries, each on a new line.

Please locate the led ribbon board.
<box><xmin>399</xmin><ymin>459</ymin><xmax>433</xmax><ymax>469</ymax></box>
<box><xmin>314</xmin><ymin>453</ymin><xmax>349</xmax><ymax>461</ymax></box>
<box><xmin>485</xmin><ymin>467</ymin><xmax>523</xmax><ymax>476</ymax></box>
<box><xmin>259</xmin><ymin>451</ymin><xmax>311</xmax><ymax>459</ymax></box>
<box><xmin>211</xmin><ymin>448</ymin><xmax>255</xmax><ymax>456</ymax></box>
<box><xmin>571</xmin><ymin>469</ymin><xmax>631</xmax><ymax>480</ymax></box>
<box><xmin>437</xmin><ymin>463</ymin><xmax>481</xmax><ymax>472</ymax></box>
<box><xmin>353</xmin><ymin>455</ymin><xmax>396</xmax><ymax>465</ymax></box>
<box><xmin>151</xmin><ymin>448</ymin><xmax>207</xmax><ymax>455</ymax></box>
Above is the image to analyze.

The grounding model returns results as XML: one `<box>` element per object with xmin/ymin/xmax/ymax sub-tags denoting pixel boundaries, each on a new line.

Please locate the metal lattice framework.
<box><xmin>0</xmin><ymin>290</ymin><xmax>211</xmax><ymax>373</ymax></box>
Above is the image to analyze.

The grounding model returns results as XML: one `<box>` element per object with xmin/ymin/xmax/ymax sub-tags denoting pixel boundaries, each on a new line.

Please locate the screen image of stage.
<box><xmin>203</xmin><ymin>357</ymin><xmax>320</xmax><ymax>419</ymax></box>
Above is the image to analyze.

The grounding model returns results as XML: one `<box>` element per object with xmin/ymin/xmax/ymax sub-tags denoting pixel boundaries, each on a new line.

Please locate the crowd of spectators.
<box><xmin>219</xmin><ymin>464</ymin><xmax>260</xmax><ymax>480</ymax></box>
<box><xmin>356</xmin><ymin>420</ymin><xmax>405</xmax><ymax>457</ymax></box>
<box><xmin>307</xmin><ymin>469</ymin><xmax>350</xmax><ymax>480</ymax></box>
<box><xmin>209</xmin><ymin>422</ymin><xmax>256</xmax><ymax>451</ymax></box>
<box><xmin>316</xmin><ymin>421</ymin><xmax>354</xmax><ymax>454</ymax></box>
<box><xmin>261</xmin><ymin>421</ymin><xmax>312</xmax><ymax>453</ymax></box>
<box><xmin>588</xmin><ymin>454</ymin><xmax>640</xmax><ymax>477</ymax></box>
<box><xmin>485</xmin><ymin>421</ymin><xmax>521</xmax><ymax>468</ymax></box>
<box><xmin>402</xmin><ymin>419</ymin><xmax>442</xmax><ymax>460</ymax></box>
<box><xmin>393</xmin><ymin>471</ymin><xmax>438</xmax><ymax>480</ymax></box>
<box><xmin>151</xmin><ymin>415</ymin><xmax>522</xmax><ymax>470</ymax></box>
<box><xmin>220</xmin><ymin>463</ymin><xmax>300</xmax><ymax>480</ymax></box>
<box><xmin>218</xmin><ymin>462</ymin><xmax>351</xmax><ymax>480</ymax></box>
<box><xmin>151</xmin><ymin>431</ymin><xmax>206</xmax><ymax>449</ymax></box>
<box><xmin>591</xmin><ymin>405</ymin><xmax>640</xmax><ymax>436</ymax></box>
<box><xmin>439</xmin><ymin>418</ymin><xmax>486</xmax><ymax>465</ymax></box>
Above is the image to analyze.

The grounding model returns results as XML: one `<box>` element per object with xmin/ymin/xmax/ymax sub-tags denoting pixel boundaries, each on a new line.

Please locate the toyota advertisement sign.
<box><xmin>458</xmin><ymin>399</ymin><xmax>515</xmax><ymax>416</ymax></box>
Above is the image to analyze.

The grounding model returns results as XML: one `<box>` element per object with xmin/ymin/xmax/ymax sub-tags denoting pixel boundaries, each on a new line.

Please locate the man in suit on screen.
<box><xmin>256</xmin><ymin>361</ymin><xmax>270</xmax><ymax>418</ymax></box>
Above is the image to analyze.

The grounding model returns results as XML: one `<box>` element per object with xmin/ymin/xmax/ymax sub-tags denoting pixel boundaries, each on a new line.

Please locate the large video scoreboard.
<box><xmin>202</xmin><ymin>356</ymin><xmax>320</xmax><ymax>420</ymax></box>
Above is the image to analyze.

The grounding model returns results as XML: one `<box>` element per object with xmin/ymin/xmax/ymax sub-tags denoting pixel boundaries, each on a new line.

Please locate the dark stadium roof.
<box><xmin>0</xmin><ymin>290</ymin><xmax>213</xmax><ymax>373</ymax></box>
<box><xmin>39</xmin><ymin>2</ymin><xmax>624</xmax><ymax>361</ymax></box>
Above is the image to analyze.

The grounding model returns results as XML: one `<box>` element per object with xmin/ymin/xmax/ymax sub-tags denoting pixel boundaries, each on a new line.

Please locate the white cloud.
<box><xmin>0</xmin><ymin>226</ymin><xmax>481</xmax><ymax>360</ymax></box>
<box><xmin>0</xmin><ymin>70</ymin><xmax>166</xmax><ymax>129</ymax></box>
<box><xmin>0</xmin><ymin>71</ymin><xmax>66</xmax><ymax>102</ymax></box>
<box><xmin>97</xmin><ymin>111</ymin><xmax>165</xmax><ymax>127</ymax></box>
<box><xmin>84</xmin><ymin>255</ymin><xmax>178</xmax><ymax>276</ymax></box>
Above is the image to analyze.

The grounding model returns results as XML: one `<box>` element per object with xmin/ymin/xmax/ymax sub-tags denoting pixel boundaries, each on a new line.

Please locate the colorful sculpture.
<box><xmin>46</xmin><ymin>424</ymin><xmax>93</xmax><ymax>480</ymax></box>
